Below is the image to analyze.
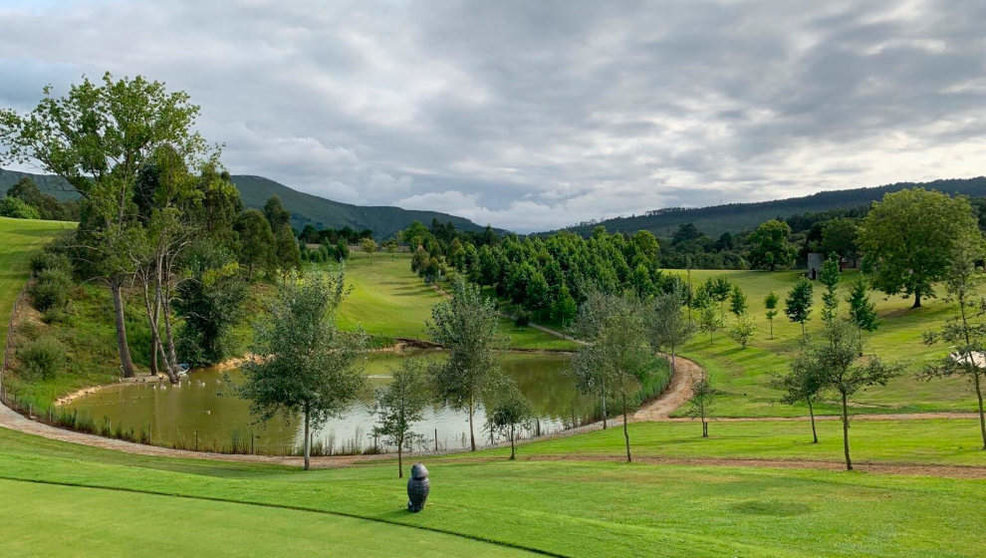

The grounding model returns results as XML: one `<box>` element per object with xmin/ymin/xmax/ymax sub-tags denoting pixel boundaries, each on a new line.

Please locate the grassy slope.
<box><xmin>0</xmin><ymin>217</ymin><xmax>75</xmax><ymax>352</ymax></box>
<box><xmin>334</xmin><ymin>252</ymin><xmax>578</xmax><ymax>350</ymax></box>
<box><xmin>0</xmin><ymin>426</ymin><xmax>984</xmax><ymax>557</ymax></box>
<box><xmin>670</xmin><ymin>269</ymin><xmax>980</xmax><ymax>417</ymax></box>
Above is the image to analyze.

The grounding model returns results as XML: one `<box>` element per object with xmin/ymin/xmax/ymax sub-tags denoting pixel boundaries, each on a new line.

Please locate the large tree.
<box><xmin>748</xmin><ymin>219</ymin><xmax>796</xmax><ymax>271</ymax></box>
<box><xmin>234</xmin><ymin>209</ymin><xmax>275</xmax><ymax>279</ymax></box>
<box><xmin>240</xmin><ymin>271</ymin><xmax>367</xmax><ymax>470</ymax></box>
<box><xmin>428</xmin><ymin>277</ymin><xmax>503</xmax><ymax>452</ymax></box>
<box><xmin>820</xmin><ymin>217</ymin><xmax>859</xmax><ymax>263</ymax></box>
<box><xmin>1</xmin><ymin>73</ymin><xmax>206</xmax><ymax>378</ymax></box>
<box><xmin>858</xmin><ymin>188</ymin><xmax>980</xmax><ymax>308</ymax></box>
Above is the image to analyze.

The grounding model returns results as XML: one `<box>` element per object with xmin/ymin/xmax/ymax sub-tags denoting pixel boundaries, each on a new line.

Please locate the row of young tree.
<box><xmin>776</xmin><ymin>237</ymin><xmax>986</xmax><ymax>468</ymax></box>
<box><xmin>241</xmin><ymin>273</ymin><xmax>535</xmax><ymax>471</ymax></box>
<box><xmin>0</xmin><ymin>73</ymin><xmax>308</xmax><ymax>381</ymax></box>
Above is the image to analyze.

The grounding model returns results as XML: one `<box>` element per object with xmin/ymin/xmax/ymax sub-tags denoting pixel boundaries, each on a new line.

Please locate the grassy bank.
<box><xmin>0</xmin><ymin>217</ymin><xmax>75</xmax><ymax>353</ymax></box>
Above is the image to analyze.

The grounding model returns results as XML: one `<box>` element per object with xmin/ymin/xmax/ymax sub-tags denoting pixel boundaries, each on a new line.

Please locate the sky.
<box><xmin>1</xmin><ymin>0</ymin><xmax>984</xmax><ymax>232</ymax></box>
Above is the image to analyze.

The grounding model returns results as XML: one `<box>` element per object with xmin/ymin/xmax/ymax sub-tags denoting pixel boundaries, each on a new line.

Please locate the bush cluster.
<box><xmin>18</xmin><ymin>336</ymin><xmax>65</xmax><ymax>380</ymax></box>
<box><xmin>28</xmin><ymin>246</ymin><xmax>73</xmax><ymax>313</ymax></box>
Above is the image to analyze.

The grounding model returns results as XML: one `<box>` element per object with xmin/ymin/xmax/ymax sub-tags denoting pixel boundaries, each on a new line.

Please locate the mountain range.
<box><xmin>563</xmin><ymin>177</ymin><xmax>986</xmax><ymax>238</ymax></box>
<box><xmin>0</xmin><ymin>169</ymin><xmax>488</xmax><ymax>239</ymax></box>
<box><xmin>4</xmin><ymin>168</ymin><xmax>985</xmax><ymax>239</ymax></box>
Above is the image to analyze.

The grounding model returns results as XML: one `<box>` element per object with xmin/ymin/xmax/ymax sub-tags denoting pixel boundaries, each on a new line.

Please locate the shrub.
<box><xmin>0</xmin><ymin>196</ymin><xmax>40</xmax><ymax>219</ymax></box>
<box><xmin>19</xmin><ymin>336</ymin><xmax>66</xmax><ymax>380</ymax></box>
<box><xmin>514</xmin><ymin>309</ymin><xmax>531</xmax><ymax>327</ymax></box>
<box><xmin>41</xmin><ymin>307</ymin><xmax>71</xmax><ymax>325</ymax></box>
<box><xmin>29</xmin><ymin>268</ymin><xmax>72</xmax><ymax>312</ymax></box>
<box><xmin>29</xmin><ymin>251</ymin><xmax>71</xmax><ymax>276</ymax></box>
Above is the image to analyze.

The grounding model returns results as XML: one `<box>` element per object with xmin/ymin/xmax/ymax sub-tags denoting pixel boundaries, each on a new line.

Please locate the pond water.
<box><xmin>64</xmin><ymin>351</ymin><xmax>590</xmax><ymax>454</ymax></box>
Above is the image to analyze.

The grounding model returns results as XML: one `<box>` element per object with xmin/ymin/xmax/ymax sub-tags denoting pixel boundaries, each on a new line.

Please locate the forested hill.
<box><xmin>563</xmin><ymin>177</ymin><xmax>986</xmax><ymax>238</ymax></box>
<box><xmin>231</xmin><ymin>175</ymin><xmax>487</xmax><ymax>238</ymax></box>
<box><xmin>0</xmin><ymin>169</ymin><xmax>488</xmax><ymax>238</ymax></box>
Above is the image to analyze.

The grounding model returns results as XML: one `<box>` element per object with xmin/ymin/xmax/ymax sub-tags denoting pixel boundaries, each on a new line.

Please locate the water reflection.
<box><xmin>65</xmin><ymin>351</ymin><xmax>588</xmax><ymax>454</ymax></box>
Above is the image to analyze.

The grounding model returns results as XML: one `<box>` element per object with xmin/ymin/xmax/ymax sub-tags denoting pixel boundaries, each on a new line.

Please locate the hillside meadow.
<box><xmin>668</xmin><ymin>269</ymin><xmax>980</xmax><ymax>417</ymax></box>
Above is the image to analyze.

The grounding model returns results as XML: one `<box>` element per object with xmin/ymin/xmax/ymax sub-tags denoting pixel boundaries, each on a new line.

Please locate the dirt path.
<box><xmin>633</xmin><ymin>355</ymin><xmax>705</xmax><ymax>421</ymax></box>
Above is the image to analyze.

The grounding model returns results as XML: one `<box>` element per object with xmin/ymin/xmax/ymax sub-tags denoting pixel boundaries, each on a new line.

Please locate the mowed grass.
<box><xmin>0</xmin><ymin>480</ymin><xmax>523</xmax><ymax>558</ymax></box>
<box><xmin>332</xmin><ymin>252</ymin><xmax>577</xmax><ymax>350</ymax></box>
<box><xmin>0</xmin><ymin>427</ymin><xmax>984</xmax><ymax>557</ymax></box>
<box><xmin>668</xmin><ymin>269</ymin><xmax>983</xmax><ymax>417</ymax></box>
<box><xmin>491</xmin><ymin>417</ymin><xmax>986</xmax><ymax>467</ymax></box>
<box><xmin>0</xmin><ymin>217</ymin><xmax>75</xmax><ymax>349</ymax></box>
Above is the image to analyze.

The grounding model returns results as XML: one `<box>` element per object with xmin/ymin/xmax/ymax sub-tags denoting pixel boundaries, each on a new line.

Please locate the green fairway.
<box><xmin>0</xmin><ymin>217</ymin><xmax>75</xmax><ymax>350</ymax></box>
<box><xmin>668</xmin><ymin>269</ymin><xmax>982</xmax><ymax>417</ymax></box>
<box><xmin>333</xmin><ymin>252</ymin><xmax>578</xmax><ymax>350</ymax></box>
<box><xmin>0</xmin><ymin>479</ymin><xmax>526</xmax><ymax>557</ymax></box>
<box><xmin>493</xmin><ymin>417</ymin><xmax>986</xmax><ymax>467</ymax></box>
<box><xmin>0</xmin><ymin>427</ymin><xmax>984</xmax><ymax>557</ymax></box>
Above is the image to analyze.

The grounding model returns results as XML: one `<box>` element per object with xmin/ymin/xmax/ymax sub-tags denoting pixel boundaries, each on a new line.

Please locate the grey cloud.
<box><xmin>1</xmin><ymin>0</ymin><xmax>984</xmax><ymax>232</ymax></box>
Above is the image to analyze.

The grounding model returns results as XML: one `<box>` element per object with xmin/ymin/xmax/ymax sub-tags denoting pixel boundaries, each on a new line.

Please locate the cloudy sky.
<box><xmin>1</xmin><ymin>1</ymin><xmax>984</xmax><ymax>232</ymax></box>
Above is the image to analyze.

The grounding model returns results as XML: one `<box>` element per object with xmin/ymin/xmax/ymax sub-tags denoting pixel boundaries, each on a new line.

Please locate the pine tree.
<box><xmin>847</xmin><ymin>279</ymin><xmax>878</xmax><ymax>354</ymax></box>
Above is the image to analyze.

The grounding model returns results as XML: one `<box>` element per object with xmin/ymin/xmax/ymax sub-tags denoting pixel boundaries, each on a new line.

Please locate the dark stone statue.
<box><xmin>407</xmin><ymin>462</ymin><xmax>430</xmax><ymax>512</ymax></box>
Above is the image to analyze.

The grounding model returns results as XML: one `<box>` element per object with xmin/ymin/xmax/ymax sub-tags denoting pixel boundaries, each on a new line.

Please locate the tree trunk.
<box><xmin>509</xmin><ymin>424</ymin><xmax>516</xmax><ymax>460</ymax></box>
<box><xmin>670</xmin><ymin>340</ymin><xmax>677</xmax><ymax>376</ymax></box>
<box><xmin>801</xmin><ymin>321</ymin><xmax>806</xmax><ymax>340</ymax></box>
<box><xmin>769</xmin><ymin>319</ymin><xmax>773</xmax><ymax>340</ymax></box>
<box><xmin>468</xmin><ymin>398</ymin><xmax>476</xmax><ymax>451</ymax></box>
<box><xmin>398</xmin><ymin>440</ymin><xmax>404</xmax><ymax>478</ymax></box>
<box><xmin>702</xmin><ymin>416</ymin><xmax>708</xmax><ymax>438</ymax></box>
<box><xmin>622</xmin><ymin>393</ymin><xmax>631</xmax><ymax>463</ymax></box>
<box><xmin>303</xmin><ymin>404</ymin><xmax>311</xmax><ymax>471</ymax></box>
<box><xmin>162</xmin><ymin>278</ymin><xmax>180</xmax><ymax>381</ymax></box>
<box><xmin>807</xmin><ymin>397</ymin><xmax>818</xmax><ymax>443</ymax></box>
<box><xmin>975</xmin><ymin>373</ymin><xmax>986</xmax><ymax>451</ymax></box>
<box><xmin>912</xmin><ymin>291</ymin><xmax>922</xmax><ymax>309</ymax></box>
<box><xmin>141</xmin><ymin>278</ymin><xmax>161</xmax><ymax>377</ymax></box>
<box><xmin>601</xmin><ymin>380</ymin><xmax>608</xmax><ymax>430</ymax></box>
<box><xmin>110</xmin><ymin>279</ymin><xmax>136</xmax><ymax>378</ymax></box>
<box><xmin>840</xmin><ymin>390</ymin><xmax>852</xmax><ymax>471</ymax></box>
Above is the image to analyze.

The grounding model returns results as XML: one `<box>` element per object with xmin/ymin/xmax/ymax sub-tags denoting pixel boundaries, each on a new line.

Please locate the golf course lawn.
<box><xmin>486</xmin><ymin>417</ymin><xmax>986</xmax><ymax>467</ymax></box>
<box><xmin>333</xmin><ymin>252</ymin><xmax>578</xmax><ymax>350</ymax></box>
<box><xmin>0</xmin><ymin>426</ymin><xmax>984</xmax><ymax>557</ymax></box>
<box><xmin>668</xmin><ymin>269</ymin><xmax>984</xmax><ymax>417</ymax></box>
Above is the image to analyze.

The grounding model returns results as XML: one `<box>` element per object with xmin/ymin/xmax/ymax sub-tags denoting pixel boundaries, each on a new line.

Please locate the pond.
<box><xmin>64</xmin><ymin>350</ymin><xmax>590</xmax><ymax>454</ymax></box>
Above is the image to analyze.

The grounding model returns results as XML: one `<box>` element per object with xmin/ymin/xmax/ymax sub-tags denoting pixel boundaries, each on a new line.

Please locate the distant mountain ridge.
<box><xmin>563</xmin><ymin>177</ymin><xmax>986</xmax><ymax>238</ymax></box>
<box><xmin>0</xmin><ymin>169</ymin><xmax>489</xmax><ymax>239</ymax></box>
